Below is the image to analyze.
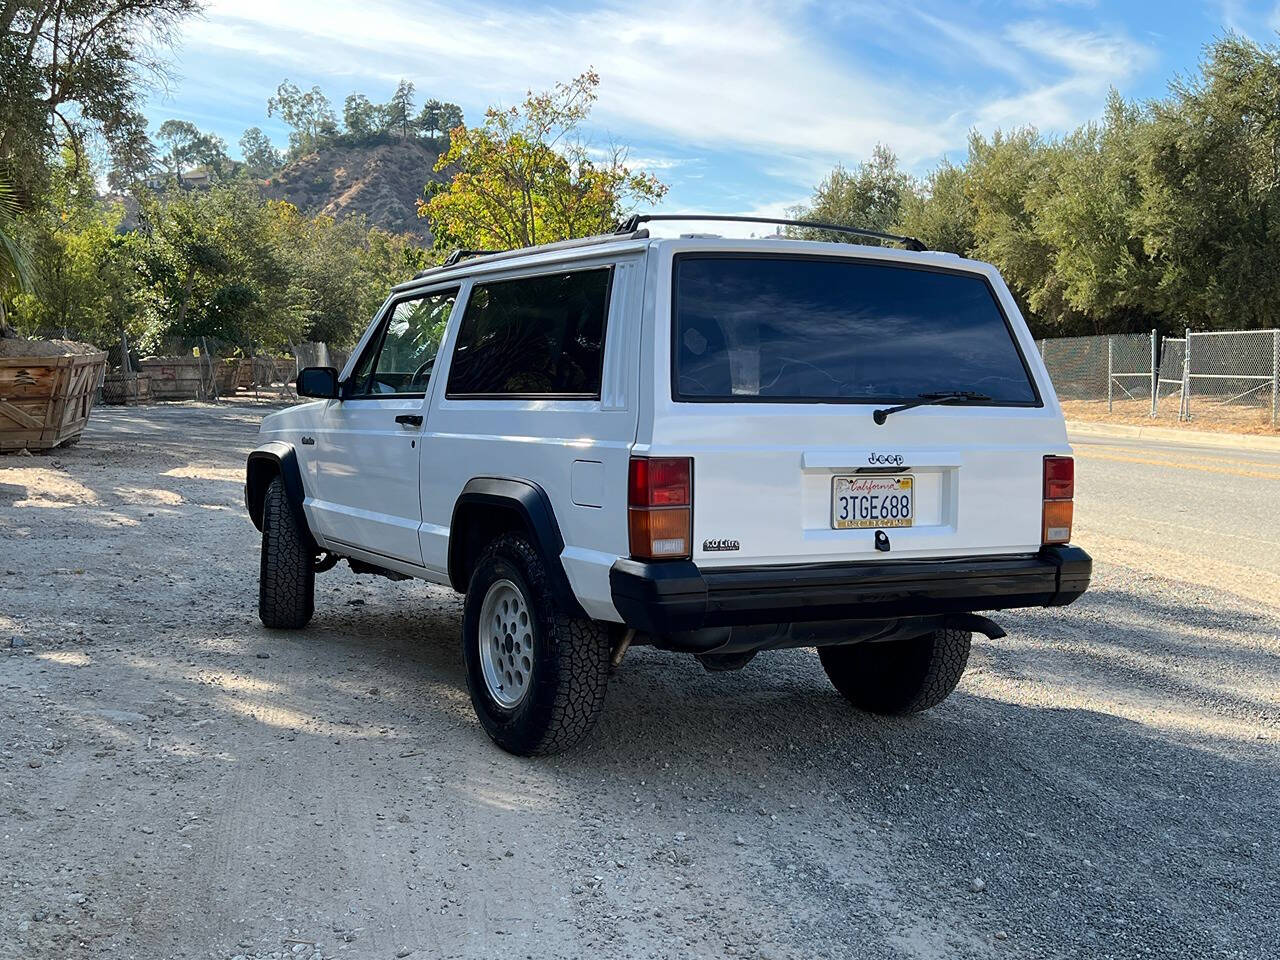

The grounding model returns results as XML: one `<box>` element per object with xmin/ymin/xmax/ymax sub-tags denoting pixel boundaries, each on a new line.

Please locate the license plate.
<box><xmin>831</xmin><ymin>475</ymin><xmax>914</xmax><ymax>529</ymax></box>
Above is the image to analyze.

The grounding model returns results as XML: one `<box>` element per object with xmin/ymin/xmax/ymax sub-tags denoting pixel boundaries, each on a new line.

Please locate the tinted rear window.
<box><xmin>446</xmin><ymin>268</ymin><xmax>611</xmax><ymax>398</ymax></box>
<box><xmin>673</xmin><ymin>256</ymin><xmax>1038</xmax><ymax>404</ymax></box>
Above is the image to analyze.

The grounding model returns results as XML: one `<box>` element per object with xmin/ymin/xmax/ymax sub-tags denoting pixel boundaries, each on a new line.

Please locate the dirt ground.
<box><xmin>2</xmin><ymin>402</ymin><xmax>1278</xmax><ymax>960</ymax></box>
<box><xmin>1058</xmin><ymin>398</ymin><xmax>1280</xmax><ymax>436</ymax></box>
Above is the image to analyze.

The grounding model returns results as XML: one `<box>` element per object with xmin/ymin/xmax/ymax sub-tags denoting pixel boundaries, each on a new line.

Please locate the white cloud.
<box><xmin>1004</xmin><ymin>20</ymin><xmax>1153</xmax><ymax>76</ymax></box>
<box><xmin>179</xmin><ymin>0</ymin><xmax>1158</xmax><ymax>188</ymax></box>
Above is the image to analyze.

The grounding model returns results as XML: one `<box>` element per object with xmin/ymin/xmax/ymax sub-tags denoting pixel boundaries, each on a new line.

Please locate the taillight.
<box><xmin>628</xmin><ymin>457</ymin><xmax>692</xmax><ymax>559</ymax></box>
<box><xmin>1042</xmin><ymin>455</ymin><xmax>1074</xmax><ymax>544</ymax></box>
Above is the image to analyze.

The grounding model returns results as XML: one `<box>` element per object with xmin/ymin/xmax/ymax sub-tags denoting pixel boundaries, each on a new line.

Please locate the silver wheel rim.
<box><xmin>478</xmin><ymin>579</ymin><xmax>534</xmax><ymax>708</ymax></box>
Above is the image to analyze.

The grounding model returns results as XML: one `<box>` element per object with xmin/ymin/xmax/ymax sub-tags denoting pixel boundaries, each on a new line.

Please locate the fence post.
<box><xmin>1181</xmin><ymin>327</ymin><xmax>1192</xmax><ymax>421</ymax></box>
<box><xmin>1272</xmin><ymin>330</ymin><xmax>1278</xmax><ymax>430</ymax></box>
<box><xmin>1106</xmin><ymin>337</ymin><xmax>1114</xmax><ymax>412</ymax></box>
<box><xmin>1149</xmin><ymin>329</ymin><xmax>1158</xmax><ymax>418</ymax></box>
<box><xmin>200</xmin><ymin>336</ymin><xmax>218</xmax><ymax>402</ymax></box>
<box><xmin>119</xmin><ymin>329</ymin><xmax>135</xmax><ymax>403</ymax></box>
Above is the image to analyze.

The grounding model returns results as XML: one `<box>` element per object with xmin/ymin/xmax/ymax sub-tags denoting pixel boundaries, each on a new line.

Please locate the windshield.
<box><xmin>672</xmin><ymin>255</ymin><xmax>1039</xmax><ymax>404</ymax></box>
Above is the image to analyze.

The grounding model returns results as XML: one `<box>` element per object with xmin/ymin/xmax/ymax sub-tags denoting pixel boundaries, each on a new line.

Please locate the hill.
<box><xmin>263</xmin><ymin>140</ymin><xmax>446</xmax><ymax>241</ymax></box>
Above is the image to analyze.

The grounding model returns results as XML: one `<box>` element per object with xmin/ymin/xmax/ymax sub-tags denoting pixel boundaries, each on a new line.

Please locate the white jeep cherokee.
<box><xmin>245</xmin><ymin>215</ymin><xmax>1091</xmax><ymax>756</ymax></box>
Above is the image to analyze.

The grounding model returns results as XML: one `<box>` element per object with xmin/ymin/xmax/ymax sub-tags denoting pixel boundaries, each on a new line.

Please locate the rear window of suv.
<box><xmin>672</xmin><ymin>255</ymin><xmax>1039</xmax><ymax>405</ymax></box>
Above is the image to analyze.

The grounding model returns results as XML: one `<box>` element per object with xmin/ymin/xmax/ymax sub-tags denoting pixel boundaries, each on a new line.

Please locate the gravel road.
<box><xmin>2</xmin><ymin>403</ymin><xmax>1277</xmax><ymax>960</ymax></box>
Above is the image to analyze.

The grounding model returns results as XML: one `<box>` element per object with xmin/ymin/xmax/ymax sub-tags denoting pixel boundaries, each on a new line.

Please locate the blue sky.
<box><xmin>144</xmin><ymin>0</ymin><xmax>1280</xmax><ymax>228</ymax></box>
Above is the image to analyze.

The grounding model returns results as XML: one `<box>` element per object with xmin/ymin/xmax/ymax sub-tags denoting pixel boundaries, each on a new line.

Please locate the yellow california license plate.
<box><xmin>831</xmin><ymin>475</ymin><xmax>914</xmax><ymax>529</ymax></box>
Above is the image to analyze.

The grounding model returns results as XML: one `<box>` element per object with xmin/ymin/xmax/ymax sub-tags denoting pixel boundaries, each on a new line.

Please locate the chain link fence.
<box><xmin>1039</xmin><ymin>328</ymin><xmax>1280</xmax><ymax>432</ymax></box>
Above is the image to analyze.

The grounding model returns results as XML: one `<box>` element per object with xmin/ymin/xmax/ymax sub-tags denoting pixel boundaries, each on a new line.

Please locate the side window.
<box><xmin>349</xmin><ymin>289</ymin><xmax>457</xmax><ymax>396</ymax></box>
<box><xmin>445</xmin><ymin>268</ymin><xmax>612</xmax><ymax>398</ymax></box>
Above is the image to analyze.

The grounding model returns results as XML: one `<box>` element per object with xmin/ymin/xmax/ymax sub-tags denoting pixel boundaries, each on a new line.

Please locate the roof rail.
<box><xmin>614</xmin><ymin>213</ymin><xmax>928</xmax><ymax>252</ymax></box>
<box><xmin>442</xmin><ymin>248</ymin><xmax>500</xmax><ymax>266</ymax></box>
<box><xmin>406</xmin><ymin>229</ymin><xmax>651</xmax><ymax>283</ymax></box>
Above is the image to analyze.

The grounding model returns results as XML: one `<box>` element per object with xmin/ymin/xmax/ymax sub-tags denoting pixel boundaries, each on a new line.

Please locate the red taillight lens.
<box><xmin>1043</xmin><ymin>456</ymin><xmax>1074</xmax><ymax>501</ymax></box>
<box><xmin>628</xmin><ymin>457</ymin><xmax>692</xmax><ymax>559</ymax></box>
<box><xmin>1043</xmin><ymin>455</ymin><xmax>1074</xmax><ymax>544</ymax></box>
<box><xmin>628</xmin><ymin>457</ymin><xmax>691</xmax><ymax>507</ymax></box>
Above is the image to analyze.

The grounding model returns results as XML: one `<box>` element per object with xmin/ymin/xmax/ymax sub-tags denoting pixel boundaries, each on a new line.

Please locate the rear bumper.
<box><xmin>609</xmin><ymin>545</ymin><xmax>1091</xmax><ymax>635</ymax></box>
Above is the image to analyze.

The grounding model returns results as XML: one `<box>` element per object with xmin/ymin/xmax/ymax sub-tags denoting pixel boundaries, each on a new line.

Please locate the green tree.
<box><xmin>1137</xmin><ymin>34</ymin><xmax>1280</xmax><ymax>330</ymax></box>
<box><xmin>343</xmin><ymin>94</ymin><xmax>384</xmax><ymax>141</ymax></box>
<box><xmin>0</xmin><ymin>0</ymin><xmax>203</xmax><ymax>203</ymax></box>
<box><xmin>897</xmin><ymin>161</ymin><xmax>975</xmax><ymax>255</ymax></box>
<box><xmin>156</xmin><ymin>120</ymin><xmax>203</xmax><ymax>182</ymax></box>
<box><xmin>385</xmin><ymin>80</ymin><xmax>416</xmax><ymax>141</ymax></box>
<box><xmin>267</xmin><ymin>80</ymin><xmax>339</xmax><ymax>157</ymax></box>
<box><xmin>106</xmin><ymin>113</ymin><xmax>158</xmax><ymax>193</ymax></box>
<box><xmin>962</xmin><ymin>127</ymin><xmax>1069</xmax><ymax>332</ymax></box>
<box><xmin>420</xmin><ymin>70</ymin><xmax>667</xmax><ymax>250</ymax></box>
<box><xmin>136</xmin><ymin>184</ymin><xmax>305</xmax><ymax>349</ymax></box>
<box><xmin>416</xmin><ymin>99</ymin><xmax>463</xmax><ymax>142</ymax></box>
<box><xmin>787</xmin><ymin>144</ymin><xmax>919</xmax><ymax>244</ymax></box>
<box><xmin>1031</xmin><ymin>91</ymin><xmax>1158</xmax><ymax>334</ymax></box>
<box><xmin>9</xmin><ymin>152</ymin><xmax>141</xmax><ymax>344</ymax></box>
<box><xmin>239</xmin><ymin>126</ymin><xmax>283</xmax><ymax>176</ymax></box>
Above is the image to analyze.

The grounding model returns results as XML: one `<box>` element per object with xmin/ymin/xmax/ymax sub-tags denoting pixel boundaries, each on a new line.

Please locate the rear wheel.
<box><xmin>462</xmin><ymin>534</ymin><xmax>610</xmax><ymax>755</ymax></box>
<box><xmin>258</xmin><ymin>476</ymin><xmax>315</xmax><ymax>629</ymax></box>
<box><xmin>818</xmin><ymin>628</ymin><xmax>971</xmax><ymax>714</ymax></box>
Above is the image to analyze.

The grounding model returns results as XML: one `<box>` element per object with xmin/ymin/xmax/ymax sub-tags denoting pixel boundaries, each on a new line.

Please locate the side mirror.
<box><xmin>296</xmin><ymin>366</ymin><xmax>339</xmax><ymax>399</ymax></box>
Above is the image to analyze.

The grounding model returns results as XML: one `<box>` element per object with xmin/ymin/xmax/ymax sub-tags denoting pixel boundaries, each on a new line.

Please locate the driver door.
<box><xmin>308</xmin><ymin>286</ymin><xmax>458</xmax><ymax>565</ymax></box>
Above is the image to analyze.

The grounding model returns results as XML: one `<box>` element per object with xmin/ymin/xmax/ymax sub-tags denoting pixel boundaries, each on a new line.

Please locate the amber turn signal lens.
<box><xmin>1042</xmin><ymin>499</ymin><xmax>1073</xmax><ymax>544</ymax></box>
<box><xmin>628</xmin><ymin>506</ymin><xmax>691</xmax><ymax>559</ymax></box>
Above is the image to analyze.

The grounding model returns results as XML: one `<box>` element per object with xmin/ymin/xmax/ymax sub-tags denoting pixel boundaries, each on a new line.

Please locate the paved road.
<box><xmin>1</xmin><ymin>405</ymin><xmax>1277</xmax><ymax>960</ymax></box>
<box><xmin>1070</xmin><ymin>433</ymin><xmax>1280</xmax><ymax>607</ymax></box>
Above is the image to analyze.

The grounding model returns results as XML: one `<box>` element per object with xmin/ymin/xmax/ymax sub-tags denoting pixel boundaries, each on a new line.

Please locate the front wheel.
<box><xmin>258</xmin><ymin>476</ymin><xmax>315</xmax><ymax>629</ymax></box>
<box><xmin>818</xmin><ymin>628</ymin><xmax>972</xmax><ymax>714</ymax></box>
<box><xmin>462</xmin><ymin>534</ymin><xmax>610</xmax><ymax>755</ymax></box>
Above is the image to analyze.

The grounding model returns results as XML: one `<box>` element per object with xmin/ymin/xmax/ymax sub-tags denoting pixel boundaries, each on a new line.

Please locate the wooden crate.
<box><xmin>101</xmin><ymin>372</ymin><xmax>153</xmax><ymax>405</ymax></box>
<box><xmin>0</xmin><ymin>350</ymin><xmax>108</xmax><ymax>451</ymax></box>
<box><xmin>137</xmin><ymin>356</ymin><xmax>237</xmax><ymax>399</ymax></box>
<box><xmin>213</xmin><ymin>358</ymin><xmax>239</xmax><ymax>395</ymax></box>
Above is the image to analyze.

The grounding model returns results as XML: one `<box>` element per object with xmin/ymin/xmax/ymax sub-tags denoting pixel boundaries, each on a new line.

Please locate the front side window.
<box><xmin>673</xmin><ymin>256</ymin><xmax>1038</xmax><ymax>405</ymax></box>
<box><xmin>445</xmin><ymin>268</ymin><xmax>612</xmax><ymax>398</ymax></box>
<box><xmin>350</xmin><ymin>289</ymin><xmax>457</xmax><ymax>396</ymax></box>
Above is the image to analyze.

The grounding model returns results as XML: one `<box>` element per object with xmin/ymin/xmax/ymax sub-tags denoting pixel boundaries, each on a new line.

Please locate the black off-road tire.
<box><xmin>462</xmin><ymin>534</ymin><xmax>610</xmax><ymax>756</ymax></box>
<box><xmin>258</xmin><ymin>476</ymin><xmax>315</xmax><ymax>630</ymax></box>
<box><xmin>818</xmin><ymin>628</ymin><xmax>972</xmax><ymax>715</ymax></box>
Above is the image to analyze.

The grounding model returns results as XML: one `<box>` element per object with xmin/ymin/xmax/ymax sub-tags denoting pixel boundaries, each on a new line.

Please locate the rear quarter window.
<box><xmin>445</xmin><ymin>268</ymin><xmax>612</xmax><ymax>399</ymax></box>
<box><xmin>672</xmin><ymin>255</ymin><xmax>1039</xmax><ymax>405</ymax></box>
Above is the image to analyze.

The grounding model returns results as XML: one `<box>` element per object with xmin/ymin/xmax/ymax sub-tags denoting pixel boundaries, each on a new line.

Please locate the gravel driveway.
<box><xmin>2</xmin><ymin>403</ymin><xmax>1277</xmax><ymax>960</ymax></box>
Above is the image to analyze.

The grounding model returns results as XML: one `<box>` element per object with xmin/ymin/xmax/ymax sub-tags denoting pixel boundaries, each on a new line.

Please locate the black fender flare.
<box><xmin>245</xmin><ymin>442</ymin><xmax>315</xmax><ymax>548</ymax></box>
<box><xmin>448</xmin><ymin>477</ymin><xmax>586</xmax><ymax>618</ymax></box>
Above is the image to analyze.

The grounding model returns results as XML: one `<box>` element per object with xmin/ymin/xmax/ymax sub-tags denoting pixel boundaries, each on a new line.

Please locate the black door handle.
<box><xmin>395</xmin><ymin>414</ymin><xmax>423</xmax><ymax>427</ymax></box>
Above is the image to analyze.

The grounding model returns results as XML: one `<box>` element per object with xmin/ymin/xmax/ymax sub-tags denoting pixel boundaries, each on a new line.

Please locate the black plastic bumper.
<box><xmin>610</xmin><ymin>545</ymin><xmax>1092</xmax><ymax>635</ymax></box>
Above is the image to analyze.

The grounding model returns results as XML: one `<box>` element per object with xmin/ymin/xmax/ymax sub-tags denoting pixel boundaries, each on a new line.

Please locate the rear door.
<box><xmin>308</xmin><ymin>286</ymin><xmax>459</xmax><ymax>564</ymax></box>
<box><xmin>643</xmin><ymin>246</ymin><xmax>1065</xmax><ymax>567</ymax></box>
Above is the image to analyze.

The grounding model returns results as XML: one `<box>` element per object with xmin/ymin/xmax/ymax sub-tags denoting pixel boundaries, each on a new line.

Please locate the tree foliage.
<box><xmin>0</xmin><ymin>0</ymin><xmax>203</xmax><ymax>203</ymax></box>
<box><xmin>796</xmin><ymin>34</ymin><xmax>1280</xmax><ymax>336</ymax></box>
<box><xmin>268</xmin><ymin>81</ymin><xmax>339</xmax><ymax>157</ymax></box>
<box><xmin>239</xmin><ymin>127</ymin><xmax>282</xmax><ymax>177</ymax></box>
<box><xmin>420</xmin><ymin>70</ymin><xmax>668</xmax><ymax>250</ymax></box>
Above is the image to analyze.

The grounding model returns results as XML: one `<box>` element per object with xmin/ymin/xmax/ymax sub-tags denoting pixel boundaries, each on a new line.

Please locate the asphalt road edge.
<box><xmin>1066</xmin><ymin>418</ymin><xmax>1280</xmax><ymax>452</ymax></box>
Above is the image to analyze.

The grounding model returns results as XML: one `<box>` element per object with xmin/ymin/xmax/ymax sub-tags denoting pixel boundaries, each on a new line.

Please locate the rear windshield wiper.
<box><xmin>873</xmin><ymin>391</ymin><xmax>992</xmax><ymax>425</ymax></box>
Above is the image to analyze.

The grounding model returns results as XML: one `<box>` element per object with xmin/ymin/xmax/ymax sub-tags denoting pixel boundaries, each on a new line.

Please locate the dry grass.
<box><xmin>1060</xmin><ymin>398</ymin><xmax>1280</xmax><ymax>436</ymax></box>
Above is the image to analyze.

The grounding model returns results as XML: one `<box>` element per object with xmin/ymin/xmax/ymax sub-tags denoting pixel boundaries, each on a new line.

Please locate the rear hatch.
<box><xmin>643</xmin><ymin>246</ymin><xmax>1067</xmax><ymax>567</ymax></box>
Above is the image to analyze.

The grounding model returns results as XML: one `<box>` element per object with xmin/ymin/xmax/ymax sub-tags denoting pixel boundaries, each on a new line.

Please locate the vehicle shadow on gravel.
<box><xmin>291</xmin><ymin>597</ymin><xmax>1280</xmax><ymax>959</ymax></box>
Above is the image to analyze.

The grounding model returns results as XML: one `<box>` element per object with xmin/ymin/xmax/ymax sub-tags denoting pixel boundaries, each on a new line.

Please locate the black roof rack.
<box><xmin>403</xmin><ymin>230</ymin><xmax>651</xmax><ymax>285</ymax></box>
<box><xmin>442</xmin><ymin>248</ymin><xmax>499</xmax><ymax>266</ymax></box>
<box><xmin>614</xmin><ymin>213</ymin><xmax>928</xmax><ymax>252</ymax></box>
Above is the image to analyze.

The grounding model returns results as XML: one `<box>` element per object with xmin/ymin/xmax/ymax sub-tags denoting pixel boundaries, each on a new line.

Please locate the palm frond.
<box><xmin>0</xmin><ymin>173</ymin><xmax>34</xmax><ymax>293</ymax></box>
